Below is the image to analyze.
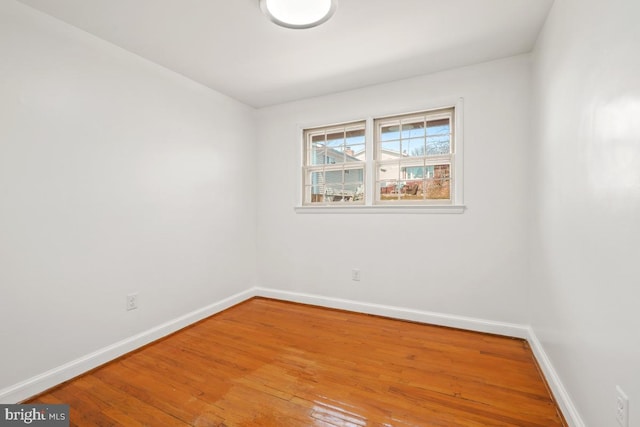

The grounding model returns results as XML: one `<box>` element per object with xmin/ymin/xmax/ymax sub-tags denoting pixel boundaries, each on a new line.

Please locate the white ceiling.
<box><xmin>17</xmin><ymin>0</ymin><xmax>554</xmax><ymax>108</ymax></box>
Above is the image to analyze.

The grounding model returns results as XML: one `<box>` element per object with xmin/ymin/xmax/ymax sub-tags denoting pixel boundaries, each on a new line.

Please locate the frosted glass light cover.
<box><xmin>260</xmin><ymin>0</ymin><xmax>337</xmax><ymax>29</ymax></box>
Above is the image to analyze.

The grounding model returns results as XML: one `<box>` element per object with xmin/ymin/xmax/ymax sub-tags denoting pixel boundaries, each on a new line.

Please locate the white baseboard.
<box><xmin>526</xmin><ymin>327</ymin><xmax>585</xmax><ymax>427</ymax></box>
<box><xmin>0</xmin><ymin>287</ymin><xmax>257</xmax><ymax>404</ymax></box>
<box><xmin>253</xmin><ymin>287</ymin><xmax>530</xmax><ymax>338</ymax></box>
<box><xmin>1</xmin><ymin>285</ymin><xmax>583</xmax><ymax>427</ymax></box>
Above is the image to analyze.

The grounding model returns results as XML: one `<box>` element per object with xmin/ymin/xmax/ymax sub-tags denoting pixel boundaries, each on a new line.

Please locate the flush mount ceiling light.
<box><xmin>260</xmin><ymin>0</ymin><xmax>337</xmax><ymax>29</ymax></box>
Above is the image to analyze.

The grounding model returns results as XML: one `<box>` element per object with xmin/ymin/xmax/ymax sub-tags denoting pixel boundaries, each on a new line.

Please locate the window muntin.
<box><xmin>375</xmin><ymin>108</ymin><xmax>454</xmax><ymax>204</ymax></box>
<box><xmin>303</xmin><ymin>122</ymin><xmax>366</xmax><ymax>205</ymax></box>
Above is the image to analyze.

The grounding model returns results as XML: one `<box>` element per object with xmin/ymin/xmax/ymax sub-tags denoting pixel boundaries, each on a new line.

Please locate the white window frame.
<box><xmin>296</xmin><ymin>98</ymin><xmax>465</xmax><ymax>214</ymax></box>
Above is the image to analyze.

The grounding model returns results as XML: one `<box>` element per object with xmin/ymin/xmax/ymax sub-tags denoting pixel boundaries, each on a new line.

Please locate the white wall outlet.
<box><xmin>351</xmin><ymin>268</ymin><xmax>361</xmax><ymax>281</ymax></box>
<box><xmin>126</xmin><ymin>293</ymin><xmax>139</xmax><ymax>311</ymax></box>
<box><xmin>616</xmin><ymin>386</ymin><xmax>629</xmax><ymax>427</ymax></box>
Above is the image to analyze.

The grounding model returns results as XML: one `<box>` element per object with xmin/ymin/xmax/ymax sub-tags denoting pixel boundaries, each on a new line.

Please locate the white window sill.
<box><xmin>294</xmin><ymin>205</ymin><xmax>466</xmax><ymax>214</ymax></box>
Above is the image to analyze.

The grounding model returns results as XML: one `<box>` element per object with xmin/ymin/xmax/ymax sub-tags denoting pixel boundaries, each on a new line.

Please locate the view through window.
<box><xmin>302</xmin><ymin>106</ymin><xmax>457</xmax><ymax>207</ymax></box>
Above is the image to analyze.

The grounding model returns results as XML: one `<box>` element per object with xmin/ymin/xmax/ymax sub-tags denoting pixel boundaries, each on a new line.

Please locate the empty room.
<box><xmin>0</xmin><ymin>0</ymin><xmax>638</xmax><ymax>426</ymax></box>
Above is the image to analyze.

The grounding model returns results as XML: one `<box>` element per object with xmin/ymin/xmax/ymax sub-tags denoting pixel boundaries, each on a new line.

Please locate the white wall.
<box><xmin>531</xmin><ymin>0</ymin><xmax>640</xmax><ymax>425</ymax></box>
<box><xmin>0</xmin><ymin>0</ymin><xmax>256</xmax><ymax>398</ymax></box>
<box><xmin>256</xmin><ymin>56</ymin><xmax>532</xmax><ymax>324</ymax></box>
<box><xmin>8</xmin><ymin>1</ymin><xmax>637</xmax><ymax>423</ymax></box>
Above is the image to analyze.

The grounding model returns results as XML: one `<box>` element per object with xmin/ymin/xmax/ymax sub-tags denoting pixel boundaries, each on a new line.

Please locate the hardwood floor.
<box><xmin>28</xmin><ymin>298</ymin><xmax>566</xmax><ymax>426</ymax></box>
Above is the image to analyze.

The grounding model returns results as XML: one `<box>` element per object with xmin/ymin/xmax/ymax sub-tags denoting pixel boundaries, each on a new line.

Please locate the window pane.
<box><xmin>434</xmin><ymin>164</ymin><xmax>450</xmax><ymax>178</ymax></box>
<box><xmin>345</xmin><ymin>128</ymin><xmax>365</xmax><ymax>145</ymax></box>
<box><xmin>399</xmin><ymin>180</ymin><xmax>422</xmax><ymax>200</ymax></box>
<box><xmin>324</xmin><ymin>169</ymin><xmax>342</xmax><ymax>183</ymax></box>
<box><xmin>308</xmin><ymin>171</ymin><xmax>324</xmax><ymax>187</ymax></box>
<box><xmin>425</xmin><ymin>165</ymin><xmax>435</xmax><ymax>178</ymax></box>
<box><xmin>380</xmin><ymin>141</ymin><xmax>401</xmax><ymax>157</ymax></box>
<box><xmin>344</xmin><ymin>167</ymin><xmax>364</xmax><ymax>182</ymax></box>
<box><xmin>345</xmin><ymin>144</ymin><xmax>365</xmax><ymax>162</ymax></box>
<box><xmin>426</xmin><ymin>135</ymin><xmax>450</xmax><ymax>155</ymax></box>
<box><xmin>343</xmin><ymin>181</ymin><xmax>362</xmax><ymax>192</ymax></box>
<box><xmin>326</xmin><ymin>147</ymin><xmax>344</xmax><ymax>163</ymax></box>
<box><xmin>310</xmin><ymin>148</ymin><xmax>326</xmax><ymax>165</ymax></box>
<box><xmin>323</xmin><ymin>171</ymin><xmax>343</xmax><ymax>200</ymax></box>
<box><xmin>308</xmin><ymin>168</ymin><xmax>326</xmax><ymax>203</ymax></box>
<box><xmin>401</xmin><ymin>121</ymin><xmax>425</xmax><ymax>139</ymax></box>
<box><xmin>401</xmin><ymin>166</ymin><xmax>425</xmax><ymax>179</ymax></box>
<box><xmin>378</xmin><ymin>162</ymin><xmax>399</xmax><ymax>181</ymax></box>
<box><xmin>308</xmin><ymin>184</ymin><xmax>325</xmax><ymax>203</ymax></box>
<box><xmin>381</xmin><ymin>125</ymin><xmax>400</xmax><ymax>142</ymax></box>
<box><xmin>325</xmin><ymin>182</ymin><xmax>341</xmax><ymax>200</ymax></box>
<box><xmin>311</xmin><ymin>134</ymin><xmax>326</xmax><ymax>144</ymax></box>
<box><xmin>326</xmin><ymin>130</ymin><xmax>345</xmax><ymax>148</ymax></box>
<box><xmin>344</xmin><ymin>173</ymin><xmax>364</xmax><ymax>201</ymax></box>
<box><xmin>403</xmin><ymin>138</ymin><xmax>426</xmax><ymax>157</ymax></box>
<box><xmin>378</xmin><ymin>180</ymin><xmax>399</xmax><ymax>200</ymax></box>
<box><xmin>427</xmin><ymin>118</ymin><xmax>450</xmax><ymax>136</ymax></box>
<box><xmin>424</xmin><ymin>164</ymin><xmax>451</xmax><ymax>199</ymax></box>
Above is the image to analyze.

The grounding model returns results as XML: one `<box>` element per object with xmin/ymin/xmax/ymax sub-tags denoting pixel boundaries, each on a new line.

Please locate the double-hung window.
<box><xmin>375</xmin><ymin>108</ymin><xmax>454</xmax><ymax>204</ymax></box>
<box><xmin>300</xmin><ymin>103</ymin><xmax>463</xmax><ymax>211</ymax></box>
<box><xmin>303</xmin><ymin>121</ymin><xmax>366</xmax><ymax>204</ymax></box>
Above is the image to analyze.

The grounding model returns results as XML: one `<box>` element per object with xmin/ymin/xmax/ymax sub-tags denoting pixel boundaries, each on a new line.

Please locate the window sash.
<box><xmin>374</xmin><ymin>108</ymin><xmax>454</xmax><ymax>204</ymax></box>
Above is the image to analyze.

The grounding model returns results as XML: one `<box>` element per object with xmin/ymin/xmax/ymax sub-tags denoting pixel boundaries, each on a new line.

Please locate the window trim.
<box><xmin>296</xmin><ymin>98</ymin><xmax>465</xmax><ymax>213</ymax></box>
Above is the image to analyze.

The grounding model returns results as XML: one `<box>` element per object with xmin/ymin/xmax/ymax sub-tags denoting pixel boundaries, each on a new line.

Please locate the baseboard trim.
<box><xmin>254</xmin><ymin>287</ymin><xmax>530</xmax><ymax>339</ymax></box>
<box><xmin>526</xmin><ymin>327</ymin><xmax>585</xmax><ymax>427</ymax></box>
<box><xmin>0</xmin><ymin>288</ymin><xmax>257</xmax><ymax>404</ymax></box>
<box><xmin>1</xmin><ymin>285</ymin><xmax>583</xmax><ymax>427</ymax></box>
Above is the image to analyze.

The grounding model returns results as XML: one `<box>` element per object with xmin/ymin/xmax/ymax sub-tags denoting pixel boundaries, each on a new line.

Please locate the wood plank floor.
<box><xmin>28</xmin><ymin>298</ymin><xmax>566</xmax><ymax>426</ymax></box>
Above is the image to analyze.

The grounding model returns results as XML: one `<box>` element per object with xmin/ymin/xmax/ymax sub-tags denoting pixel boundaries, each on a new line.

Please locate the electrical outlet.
<box><xmin>351</xmin><ymin>268</ymin><xmax>361</xmax><ymax>281</ymax></box>
<box><xmin>126</xmin><ymin>293</ymin><xmax>139</xmax><ymax>311</ymax></box>
<box><xmin>616</xmin><ymin>386</ymin><xmax>629</xmax><ymax>427</ymax></box>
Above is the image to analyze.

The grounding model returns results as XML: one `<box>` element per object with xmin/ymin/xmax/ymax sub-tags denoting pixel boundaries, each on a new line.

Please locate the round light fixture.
<box><xmin>260</xmin><ymin>0</ymin><xmax>337</xmax><ymax>29</ymax></box>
